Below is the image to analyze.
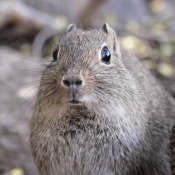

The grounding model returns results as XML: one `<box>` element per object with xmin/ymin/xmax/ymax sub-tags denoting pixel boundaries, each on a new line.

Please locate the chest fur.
<box><xmin>35</xmin><ymin>117</ymin><xmax>142</xmax><ymax>175</ymax></box>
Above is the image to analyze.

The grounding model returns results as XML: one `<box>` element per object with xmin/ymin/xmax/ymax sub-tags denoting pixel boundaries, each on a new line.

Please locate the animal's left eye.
<box><xmin>53</xmin><ymin>47</ymin><xmax>59</xmax><ymax>62</ymax></box>
<box><xmin>101</xmin><ymin>46</ymin><xmax>111</xmax><ymax>64</ymax></box>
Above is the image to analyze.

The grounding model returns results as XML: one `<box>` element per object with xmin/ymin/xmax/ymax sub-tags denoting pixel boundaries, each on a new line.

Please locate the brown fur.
<box><xmin>30</xmin><ymin>23</ymin><xmax>175</xmax><ymax>175</ymax></box>
<box><xmin>170</xmin><ymin>124</ymin><xmax>175</xmax><ymax>175</ymax></box>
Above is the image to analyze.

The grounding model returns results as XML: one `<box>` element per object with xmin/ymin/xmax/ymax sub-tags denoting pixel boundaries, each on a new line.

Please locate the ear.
<box><xmin>67</xmin><ymin>24</ymin><xmax>77</xmax><ymax>32</ymax></box>
<box><xmin>102</xmin><ymin>23</ymin><xmax>111</xmax><ymax>34</ymax></box>
<box><xmin>102</xmin><ymin>23</ymin><xmax>121</xmax><ymax>59</ymax></box>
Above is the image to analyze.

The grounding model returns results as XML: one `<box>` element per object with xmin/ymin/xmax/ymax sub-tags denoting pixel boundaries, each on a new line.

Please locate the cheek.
<box><xmin>45</xmin><ymin>74</ymin><xmax>65</xmax><ymax>103</ymax></box>
<box><xmin>81</xmin><ymin>71</ymin><xmax>95</xmax><ymax>94</ymax></box>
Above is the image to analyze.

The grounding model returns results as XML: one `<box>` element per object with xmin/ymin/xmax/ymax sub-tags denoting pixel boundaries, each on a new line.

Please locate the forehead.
<box><xmin>59</xmin><ymin>29</ymin><xmax>106</xmax><ymax>56</ymax></box>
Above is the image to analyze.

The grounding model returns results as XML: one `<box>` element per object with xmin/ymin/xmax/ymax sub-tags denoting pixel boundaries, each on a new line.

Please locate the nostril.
<box><xmin>62</xmin><ymin>77</ymin><xmax>83</xmax><ymax>87</ymax></box>
<box><xmin>75</xmin><ymin>80</ymin><xmax>82</xmax><ymax>86</ymax></box>
<box><xmin>63</xmin><ymin>79</ymin><xmax>70</xmax><ymax>87</ymax></box>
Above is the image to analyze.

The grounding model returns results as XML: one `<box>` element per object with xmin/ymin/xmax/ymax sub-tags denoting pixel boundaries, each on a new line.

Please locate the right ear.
<box><xmin>67</xmin><ymin>24</ymin><xmax>77</xmax><ymax>32</ymax></box>
<box><xmin>102</xmin><ymin>23</ymin><xmax>121</xmax><ymax>59</ymax></box>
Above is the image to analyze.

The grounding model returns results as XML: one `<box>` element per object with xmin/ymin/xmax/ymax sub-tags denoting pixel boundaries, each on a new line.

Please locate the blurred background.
<box><xmin>0</xmin><ymin>0</ymin><xmax>175</xmax><ymax>174</ymax></box>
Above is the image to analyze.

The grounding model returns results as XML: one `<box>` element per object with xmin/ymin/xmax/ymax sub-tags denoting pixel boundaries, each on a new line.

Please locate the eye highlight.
<box><xmin>101</xmin><ymin>46</ymin><xmax>111</xmax><ymax>64</ymax></box>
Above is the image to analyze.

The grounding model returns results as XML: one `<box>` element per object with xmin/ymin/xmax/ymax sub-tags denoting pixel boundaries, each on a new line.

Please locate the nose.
<box><xmin>62</xmin><ymin>76</ymin><xmax>83</xmax><ymax>88</ymax></box>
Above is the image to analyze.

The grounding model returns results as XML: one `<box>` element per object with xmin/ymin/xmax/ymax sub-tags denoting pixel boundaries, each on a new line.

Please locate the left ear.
<box><xmin>102</xmin><ymin>23</ymin><xmax>121</xmax><ymax>59</ymax></box>
<box><xmin>67</xmin><ymin>24</ymin><xmax>77</xmax><ymax>32</ymax></box>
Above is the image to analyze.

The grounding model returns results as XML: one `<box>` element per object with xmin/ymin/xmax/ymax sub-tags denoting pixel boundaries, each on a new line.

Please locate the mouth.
<box><xmin>69</xmin><ymin>100</ymin><xmax>82</xmax><ymax>105</ymax></box>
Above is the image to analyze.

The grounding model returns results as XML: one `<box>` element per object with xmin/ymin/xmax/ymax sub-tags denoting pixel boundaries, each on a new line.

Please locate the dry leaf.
<box><xmin>10</xmin><ymin>168</ymin><xmax>23</xmax><ymax>175</ymax></box>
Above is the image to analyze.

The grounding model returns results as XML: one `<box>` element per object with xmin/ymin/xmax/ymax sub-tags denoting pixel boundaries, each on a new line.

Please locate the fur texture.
<box><xmin>170</xmin><ymin>124</ymin><xmax>175</xmax><ymax>175</ymax></box>
<box><xmin>30</xmin><ymin>24</ymin><xmax>175</xmax><ymax>175</ymax></box>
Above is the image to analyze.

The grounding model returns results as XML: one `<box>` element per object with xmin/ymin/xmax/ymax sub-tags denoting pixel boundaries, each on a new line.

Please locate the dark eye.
<box><xmin>101</xmin><ymin>46</ymin><xmax>110</xmax><ymax>64</ymax></box>
<box><xmin>53</xmin><ymin>47</ymin><xmax>59</xmax><ymax>62</ymax></box>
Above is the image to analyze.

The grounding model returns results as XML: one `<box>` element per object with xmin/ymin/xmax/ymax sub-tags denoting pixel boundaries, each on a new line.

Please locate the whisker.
<box><xmin>13</xmin><ymin>54</ymin><xmax>46</xmax><ymax>67</ymax></box>
<box><xmin>0</xmin><ymin>86</ymin><xmax>38</xmax><ymax>123</ymax></box>
<box><xmin>14</xmin><ymin>81</ymin><xmax>40</xmax><ymax>88</ymax></box>
<box><xmin>22</xmin><ymin>95</ymin><xmax>39</xmax><ymax>137</ymax></box>
<box><xmin>6</xmin><ymin>74</ymin><xmax>42</xmax><ymax>77</ymax></box>
<box><xmin>0</xmin><ymin>69</ymin><xmax>43</xmax><ymax>73</ymax></box>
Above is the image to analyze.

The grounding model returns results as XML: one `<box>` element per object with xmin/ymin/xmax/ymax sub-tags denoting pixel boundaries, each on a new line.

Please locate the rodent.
<box><xmin>30</xmin><ymin>23</ymin><xmax>175</xmax><ymax>175</ymax></box>
<box><xmin>170</xmin><ymin>124</ymin><xmax>175</xmax><ymax>175</ymax></box>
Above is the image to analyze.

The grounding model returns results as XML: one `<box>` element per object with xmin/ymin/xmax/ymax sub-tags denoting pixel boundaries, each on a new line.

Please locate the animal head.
<box><xmin>39</xmin><ymin>23</ymin><xmax>136</xmax><ymax>116</ymax></box>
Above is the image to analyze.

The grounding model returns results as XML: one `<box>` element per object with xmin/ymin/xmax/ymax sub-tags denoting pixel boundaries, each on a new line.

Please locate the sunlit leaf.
<box><xmin>120</xmin><ymin>36</ymin><xmax>141</xmax><ymax>50</ymax></box>
<box><xmin>120</xmin><ymin>36</ymin><xmax>150</xmax><ymax>57</ymax></box>
<box><xmin>10</xmin><ymin>168</ymin><xmax>23</xmax><ymax>175</ymax></box>
<box><xmin>143</xmin><ymin>59</ymin><xmax>156</xmax><ymax>70</ymax></box>
<box><xmin>53</xmin><ymin>15</ymin><xmax>68</xmax><ymax>29</ymax></box>
<box><xmin>104</xmin><ymin>13</ymin><xmax>117</xmax><ymax>27</ymax></box>
<box><xmin>160</xmin><ymin>43</ymin><xmax>175</xmax><ymax>58</ymax></box>
<box><xmin>126</xmin><ymin>21</ymin><xmax>140</xmax><ymax>32</ymax></box>
<box><xmin>20</xmin><ymin>44</ymin><xmax>32</xmax><ymax>56</ymax></box>
<box><xmin>150</xmin><ymin>0</ymin><xmax>165</xmax><ymax>13</ymax></box>
<box><xmin>157</xmin><ymin>62</ymin><xmax>174</xmax><ymax>77</ymax></box>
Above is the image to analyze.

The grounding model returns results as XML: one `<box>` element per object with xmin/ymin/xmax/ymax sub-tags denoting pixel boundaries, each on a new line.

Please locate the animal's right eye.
<box><xmin>53</xmin><ymin>47</ymin><xmax>59</xmax><ymax>62</ymax></box>
<box><xmin>101</xmin><ymin>46</ymin><xmax>111</xmax><ymax>64</ymax></box>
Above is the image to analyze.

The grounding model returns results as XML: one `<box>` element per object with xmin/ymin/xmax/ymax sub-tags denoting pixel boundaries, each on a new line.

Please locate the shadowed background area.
<box><xmin>0</xmin><ymin>0</ymin><xmax>175</xmax><ymax>174</ymax></box>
